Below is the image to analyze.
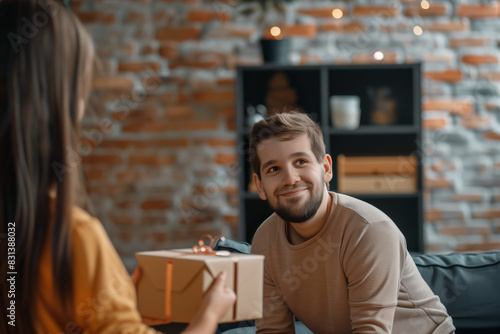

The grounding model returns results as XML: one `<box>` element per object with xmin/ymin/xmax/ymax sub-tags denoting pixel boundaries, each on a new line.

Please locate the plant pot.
<box><xmin>260</xmin><ymin>38</ymin><xmax>291</xmax><ymax>64</ymax></box>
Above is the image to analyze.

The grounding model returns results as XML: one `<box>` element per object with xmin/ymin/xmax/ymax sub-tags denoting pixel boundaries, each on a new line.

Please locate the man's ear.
<box><xmin>253</xmin><ymin>173</ymin><xmax>267</xmax><ymax>201</ymax></box>
<box><xmin>323</xmin><ymin>154</ymin><xmax>333</xmax><ymax>183</ymax></box>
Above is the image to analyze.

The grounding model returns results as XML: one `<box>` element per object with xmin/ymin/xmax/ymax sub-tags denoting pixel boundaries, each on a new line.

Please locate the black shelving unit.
<box><xmin>236</xmin><ymin>63</ymin><xmax>423</xmax><ymax>253</ymax></box>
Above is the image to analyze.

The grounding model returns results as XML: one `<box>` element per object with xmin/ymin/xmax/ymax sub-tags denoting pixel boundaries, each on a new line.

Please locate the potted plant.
<box><xmin>236</xmin><ymin>0</ymin><xmax>293</xmax><ymax>64</ymax></box>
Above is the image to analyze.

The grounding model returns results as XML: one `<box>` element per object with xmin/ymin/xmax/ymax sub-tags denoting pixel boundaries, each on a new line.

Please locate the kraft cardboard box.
<box><xmin>135</xmin><ymin>249</ymin><xmax>264</xmax><ymax>323</ymax></box>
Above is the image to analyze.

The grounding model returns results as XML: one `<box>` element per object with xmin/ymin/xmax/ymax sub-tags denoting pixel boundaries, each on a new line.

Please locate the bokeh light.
<box><xmin>373</xmin><ymin>51</ymin><xmax>384</xmax><ymax>61</ymax></box>
<box><xmin>332</xmin><ymin>9</ymin><xmax>343</xmax><ymax>19</ymax></box>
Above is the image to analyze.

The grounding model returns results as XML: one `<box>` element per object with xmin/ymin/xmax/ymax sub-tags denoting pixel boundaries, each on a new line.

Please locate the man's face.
<box><xmin>253</xmin><ymin>133</ymin><xmax>332</xmax><ymax>223</ymax></box>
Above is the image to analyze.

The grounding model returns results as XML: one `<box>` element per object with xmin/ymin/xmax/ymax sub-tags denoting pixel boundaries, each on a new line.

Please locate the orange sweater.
<box><xmin>36</xmin><ymin>205</ymin><xmax>158</xmax><ymax>334</ymax></box>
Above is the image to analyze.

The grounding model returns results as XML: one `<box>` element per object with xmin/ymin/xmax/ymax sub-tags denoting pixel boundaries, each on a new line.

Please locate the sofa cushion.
<box><xmin>412</xmin><ymin>251</ymin><xmax>500</xmax><ymax>333</ymax></box>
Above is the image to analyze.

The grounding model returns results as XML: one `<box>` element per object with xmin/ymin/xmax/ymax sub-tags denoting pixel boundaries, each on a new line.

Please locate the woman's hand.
<box><xmin>183</xmin><ymin>271</ymin><xmax>237</xmax><ymax>334</ymax></box>
<box><xmin>131</xmin><ymin>267</ymin><xmax>167</xmax><ymax>327</ymax></box>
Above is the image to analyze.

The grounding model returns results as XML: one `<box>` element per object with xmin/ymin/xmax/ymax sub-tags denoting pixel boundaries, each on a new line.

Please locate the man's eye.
<box><xmin>295</xmin><ymin>159</ymin><xmax>307</xmax><ymax>165</ymax></box>
<box><xmin>267</xmin><ymin>166</ymin><xmax>278</xmax><ymax>173</ymax></box>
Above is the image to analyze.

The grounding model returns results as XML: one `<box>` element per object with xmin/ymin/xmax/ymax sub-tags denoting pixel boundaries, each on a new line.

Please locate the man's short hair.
<box><xmin>249</xmin><ymin>110</ymin><xmax>326</xmax><ymax>180</ymax></box>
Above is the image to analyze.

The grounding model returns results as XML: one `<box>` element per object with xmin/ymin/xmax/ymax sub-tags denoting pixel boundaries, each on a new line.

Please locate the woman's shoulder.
<box><xmin>70</xmin><ymin>206</ymin><xmax>114</xmax><ymax>257</ymax></box>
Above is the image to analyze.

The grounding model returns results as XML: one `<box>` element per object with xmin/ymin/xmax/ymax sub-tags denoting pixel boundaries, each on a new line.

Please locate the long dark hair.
<box><xmin>0</xmin><ymin>0</ymin><xmax>94</xmax><ymax>332</ymax></box>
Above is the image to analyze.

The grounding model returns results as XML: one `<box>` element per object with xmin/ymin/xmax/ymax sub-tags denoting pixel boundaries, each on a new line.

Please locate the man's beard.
<box><xmin>270</xmin><ymin>183</ymin><xmax>324</xmax><ymax>223</ymax></box>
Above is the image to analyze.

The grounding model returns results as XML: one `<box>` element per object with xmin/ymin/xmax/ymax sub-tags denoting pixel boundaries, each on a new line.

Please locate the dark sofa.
<box><xmin>214</xmin><ymin>240</ymin><xmax>500</xmax><ymax>334</ymax></box>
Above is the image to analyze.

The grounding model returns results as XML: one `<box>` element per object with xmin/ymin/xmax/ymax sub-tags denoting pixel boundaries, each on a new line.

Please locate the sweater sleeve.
<box><xmin>341</xmin><ymin>220</ymin><xmax>406</xmax><ymax>334</ymax></box>
<box><xmin>71</xmin><ymin>207</ymin><xmax>159</xmax><ymax>334</ymax></box>
<box><xmin>251</xmin><ymin>231</ymin><xmax>295</xmax><ymax>334</ymax></box>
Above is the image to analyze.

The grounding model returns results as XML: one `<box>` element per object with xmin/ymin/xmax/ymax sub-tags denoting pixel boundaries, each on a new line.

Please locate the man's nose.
<box><xmin>282</xmin><ymin>166</ymin><xmax>300</xmax><ymax>186</ymax></box>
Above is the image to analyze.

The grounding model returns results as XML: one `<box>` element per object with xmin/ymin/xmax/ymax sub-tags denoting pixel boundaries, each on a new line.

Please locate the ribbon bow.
<box><xmin>191</xmin><ymin>234</ymin><xmax>230</xmax><ymax>256</ymax></box>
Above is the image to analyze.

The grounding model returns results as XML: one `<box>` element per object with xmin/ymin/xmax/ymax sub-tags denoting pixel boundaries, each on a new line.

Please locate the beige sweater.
<box><xmin>251</xmin><ymin>192</ymin><xmax>455</xmax><ymax>334</ymax></box>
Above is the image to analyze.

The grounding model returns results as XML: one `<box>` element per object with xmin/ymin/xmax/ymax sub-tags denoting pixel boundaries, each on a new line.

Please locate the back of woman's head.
<box><xmin>0</xmin><ymin>0</ymin><xmax>94</xmax><ymax>332</ymax></box>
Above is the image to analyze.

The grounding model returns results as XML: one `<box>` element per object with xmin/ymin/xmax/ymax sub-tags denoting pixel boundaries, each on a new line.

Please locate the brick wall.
<box><xmin>74</xmin><ymin>0</ymin><xmax>500</xmax><ymax>268</ymax></box>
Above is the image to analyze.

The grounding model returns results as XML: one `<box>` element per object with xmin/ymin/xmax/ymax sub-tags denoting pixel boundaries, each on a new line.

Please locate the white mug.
<box><xmin>330</xmin><ymin>95</ymin><xmax>361</xmax><ymax>130</ymax></box>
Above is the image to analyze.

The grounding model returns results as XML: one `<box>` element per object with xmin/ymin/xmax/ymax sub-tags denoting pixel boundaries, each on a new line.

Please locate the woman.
<box><xmin>0</xmin><ymin>1</ymin><xmax>235</xmax><ymax>333</ymax></box>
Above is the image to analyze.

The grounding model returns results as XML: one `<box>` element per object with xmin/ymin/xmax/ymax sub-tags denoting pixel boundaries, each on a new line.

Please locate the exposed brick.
<box><xmin>76</xmin><ymin>11</ymin><xmax>116</xmax><ymax>24</ymax></box>
<box><xmin>215</xmin><ymin>106</ymin><xmax>235</xmax><ymax>118</ymax></box>
<box><xmin>484</xmin><ymin>131</ymin><xmax>500</xmax><ymax>141</ymax></box>
<box><xmin>479</xmin><ymin>71</ymin><xmax>500</xmax><ymax>81</ymax></box>
<box><xmin>321</xmin><ymin>21</ymin><xmax>365</xmax><ymax>33</ymax></box>
<box><xmin>156</xmin><ymin>26</ymin><xmax>201</xmax><ymax>42</ymax></box>
<box><xmin>110</xmin><ymin>108</ymin><xmax>157</xmax><ymax>122</ymax></box>
<box><xmin>113</xmin><ymin>231</ymin><xmax>134</xmax><ymax>243</ymax></box>
<box><xmin>461</xmin><ymin>54</ymin><xmax>499</xmax><ymax>65</ymax></box>
<box><xmin>425</xmin><ymin>207</ymin><xmax>465</xmax><ymax>222</ymax></box>
<box><xmin>115</xmin><ymin>170</ymin><xmax>139</xmax><ymax>181</ymax></box>
<box><xmin>142</xmin><ymin>43</ymin><xmax>158</xmax><ymax>55</ymax></box>
<box><xmin>422</xmin><ymin>117</ymin><xmax>448</xmax><ymax>130</ymax></box>
<box><xmin>454</xmin><ymin>242</ymin><xmax>500</xmax><ymax>252</ymax></box>
<box><xmin>86</xmin><ymin>184</ymin><xmax>134</xmax><ymax>196</ymax></box>
<box><xmin>207</xmin><ymin>138</ymin><xmax>236</xmax><ymax>147</ymax></box>
<box><xmin>461</xmin><ymin>114</ymin><xmax>491</xmax><ymax>130</ymax></box>
<box><xmin>118</xmin><ymin>61</ymin><xmax>161</xmax><ymax>73</ymax></box>
<box><xmin>456</xmin><ymin>2</ymin><xmax>500</xmax><ymax>18</ymax></box>
<box><xmin>424</xmin><ymin>20</ymin><xmax>469</xmax><ymax>33</ymax></box>
<box><xmin>109</xmin><ymin>214</ymin><xmax>136</xmax><ymax>226</ymax></box>
<box><xmin>423</xmin><ymin>69</ymin><xmax>463</xmax><ymax>83</ymax></box>
<box><xmin>178</xmin><ymin>208</ymin><xmax>218</xmax><ymax>225</ymax></box>
<box><xmin>451</xmin><ymin>193</ymin><xmax>484</xmax><ymax>203</ymax></box>
<box><xmin>129</xmin><ymin>154</ymin><xmax>175</xmax><ymax>165</ymax></box>
<box><xmin>140</xmin><ymin>199</ymin><xmax>172</xmax><ymax>210</ymax></box>
<box><xmin>424</xmin><ymin>177</ymin><xmax>452</xmax><ymax>189</ymax></box>
<box><xmin>82</xmin><ymin>154</ymin><xmax>122</xmax><ymax>165</ymax></box>
<box><xmin>158</xmin><ymin>42</ymin><xmax>180</xmax><ymax>60</ymax></box>
<box><xmin>425</xmin><ymin>244</ymin><xmax>445</xmax><ymax>252</ymax></box>
<box><xmin>92</xmin><ymin>76</ymin><xmax>134</xmax><ymax>91</ymax></box>
<box><xmin>83</xmin><ymin>169</ymin><xmax>107</xmax><ymax>181</ymax></box>
<box><xmin>115</xmin><ymin>199</ymin><xmax>135</xmax><ymax>209</ymax></box>
<box><xmin>187</xmin><ymin>9</ymin><xmax>231</xmax><ymax>22</ymax></box>
<box><xmin>450</xmin><ymin>37</ymin><xmax>494</xmax><ymax>48</ymax></box>
<box><xmin>439</xmin><ymin>225</ymin><xmax>490</xmax><ymax>236</ymax></box>
<box><xmin>408</xmin><ymin>51</ymin><xmax>454</xmax><ymax>65</ymax></box>
<box><xmin>431</xmin><ymin>159</ymin><xmax>456</xmax><ymax>172</ymax></box>
<box><xmin>169</xmin><ymin>59</ymin><xmax>222</xmax><ymax>70</ymax></box>
<box><xmin>405</xmin><ymin>2</ymin><xmax>448</xmax><ymax>16</ymax></box>
<box><xmin>124</xmin><ymin>10</ymin><xmax>150</xmax><ymax>24</ymax></box>
<box><xmin>207</xmin><ymin>24</ymin><xmax>257</xmax><ymax>39</ymax></box>
<box><xmin>192</xmin><ymin>90</ymin><xmax>235</xmax><ymax>104</ymax></box>
<box><xmin>217</xmin><ymin>77</ymin><xmax>235</xmax><ymax>86</ymax></box>
<box><xmin>141</xmin><ymin>215</ymin><xmax>169</xmax><ymax>227</ymax></box>
<box><xmin>164</xmin><ymin>104</ymin><xmax>195</xmax><ymax>119</ymax></box>
<box><xmin>473</xmin><ymin>209</ymin><xmax>500</xmax><ymax>219</ymax></box>
<box><xmin>122</xmin><ymin>120</ymin><xmax>219</xmax><ymax>133</ymax></box>
<box><xmin>171</xmin><ymin>228</ymin><xmax>224</xmax><ymax>243</ymax></box>
<box><xmin>423</xmin><ymin>98</ymin><xmax>474</xmax><ymax>115</ymax></box>
<box><xmin>351</xmin><ymin>5</ymin><xmax>400</xmax><ymax>17</ymax></box>
<box><xmin>223</xmin><ymin>214</ymin><xmax>239</xmax><ymax>227</ymax></box>
<box><xmin>227</xmin><ymin>115</ymin><xmax>236</xmax><ymax>131</ymax></box>
<box><xmin>214</xmin><ymin>153</ymin><xmax>237</xmax><ymax>165</ymax></box>
<box><xmin>365</xmin><ymin>51</ymin><xmax>399</xmax><ymax>64</ymax></box>
<box><xmin>297</xmin><ymin>7</ymin><xmax>347</xmax><ymax>18</ymax></box>
<box><xmin>100</xmin><ymin>139</ymin><xmax>190</xmax><ymax>149</ymax></box>
<box><xmin>282</xmin><ymin>24</ymin><xmax>318</xmax><ymax>38</ymax></box>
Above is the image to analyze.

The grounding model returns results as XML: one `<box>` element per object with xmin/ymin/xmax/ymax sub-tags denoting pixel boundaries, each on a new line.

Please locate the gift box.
<box><xmin>135</xmin><ymin>248</ymin><xmax>264</xmax><ymax>323</ymax></box>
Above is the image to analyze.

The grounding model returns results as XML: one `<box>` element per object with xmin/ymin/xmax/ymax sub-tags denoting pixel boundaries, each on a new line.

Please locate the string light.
<box><xmin>421</xmin><ymin>0</ymin><xmax>430</xmax><ymax>9</ymax></box>
<box><xmin>413</xmin><ymin>25</ymin><xmax>423</xmax><ymax>35</ymax></box>
<box><xmin>332</xmin><ymin>9</ymin><xmax>343</xmax><ymax>19</ymax></box>
<box><xmin>373</xmin><ymin>51</ymin><xmax>384</xmax><ymax>61</ymax></box>
<box><xmin>270</xmin><ymin>26</ymin><xmax>282</xmax><ymax>37</ymax></box>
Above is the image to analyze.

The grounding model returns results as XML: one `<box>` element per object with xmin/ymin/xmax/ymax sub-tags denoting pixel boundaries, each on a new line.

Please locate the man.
<box><xmin>249</xmin><ymin>111</ymin><xmax>455</xmax><ymax>334</ymax></box>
